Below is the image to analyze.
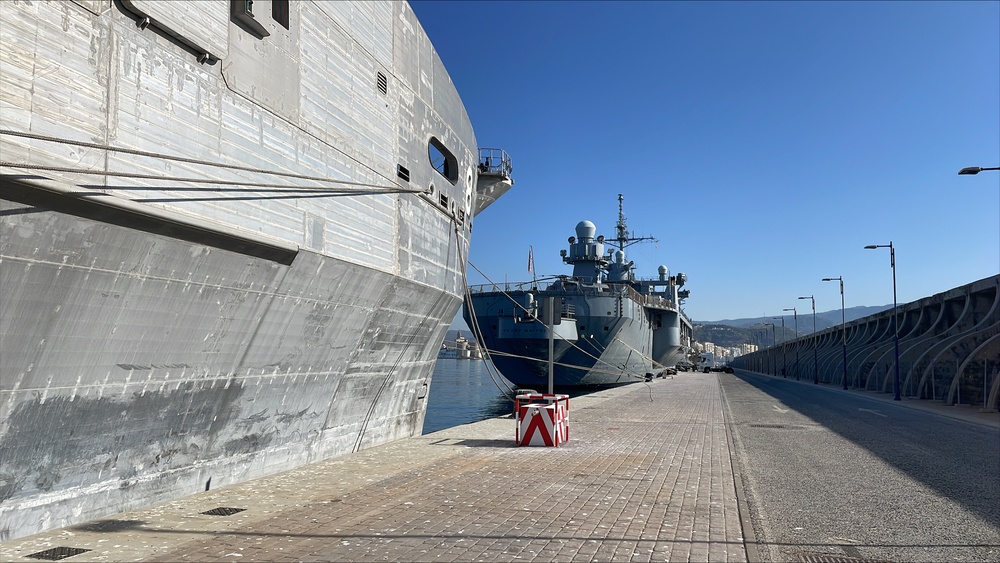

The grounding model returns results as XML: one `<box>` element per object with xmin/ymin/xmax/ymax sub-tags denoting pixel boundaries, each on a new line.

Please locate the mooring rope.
<box><xmin>464</xmin><ymin>262</ymin><xmax>649</xmax><ymax>382</ymax></box>
<box><xmin>0</xmin><ymin>129</ymin><xmax>423</xmax><ymax>198</ymax></box>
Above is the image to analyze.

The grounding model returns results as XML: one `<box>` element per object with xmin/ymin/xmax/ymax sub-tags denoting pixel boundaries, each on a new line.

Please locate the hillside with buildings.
<box><xmin>691</xmin><ymin>304</ymin><xmax>891</xmax><ymax>365</ymax></box>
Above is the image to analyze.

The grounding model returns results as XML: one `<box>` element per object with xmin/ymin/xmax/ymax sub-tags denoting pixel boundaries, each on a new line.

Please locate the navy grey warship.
<box><xmin>463</xmin><ymin>195</ymin><xmax>693</xmax><ymax>388</ymax></box>
<box><xmin>0</xmin><ymin>0</ymin><xmax>511</xmax><ymax>540</ymax></box>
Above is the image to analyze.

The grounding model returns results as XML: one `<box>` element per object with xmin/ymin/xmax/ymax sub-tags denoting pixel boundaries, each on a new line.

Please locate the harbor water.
<box><xmin>422</xmin><ymin>359</ymin><xmax>515</xmax><ymax>434</ymax></box>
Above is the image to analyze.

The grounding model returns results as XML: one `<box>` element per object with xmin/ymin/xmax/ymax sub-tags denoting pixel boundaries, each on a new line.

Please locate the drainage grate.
<box><xmin>201</xmin><ymin>507</ymin><xmax>246</xmax><ymax>516</ymax></box>
<box><xmin>72</xmin><ymin>519</ymin><xmax>144</xmax><ymax>533</ymax></box>
<box><xmin>26</xmin><ymin>547</ymin><xmax>91</xmax><ymax>561</ymax></box>
<box><xmin>750</xmin><ymin>423</ymin><xmax>788</xmax><ymax>428</ymax></box>
<box><xmin>798</xmin><ymin>552</ymin><xmax>892</xmax><ymax>563</ymax></box>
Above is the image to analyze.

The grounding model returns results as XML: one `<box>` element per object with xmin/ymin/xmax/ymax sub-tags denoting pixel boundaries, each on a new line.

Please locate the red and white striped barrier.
<box><xmin>515</xmin><ymin>393</ymin><xmax>570</xmax><ymax>447</ymax></box>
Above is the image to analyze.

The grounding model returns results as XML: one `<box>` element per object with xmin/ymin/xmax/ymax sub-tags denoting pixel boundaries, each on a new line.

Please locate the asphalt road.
<box><xmin>720</xmin><ymin>369</ymin><xmax>1000</xmax><ymax>563</ymax></box>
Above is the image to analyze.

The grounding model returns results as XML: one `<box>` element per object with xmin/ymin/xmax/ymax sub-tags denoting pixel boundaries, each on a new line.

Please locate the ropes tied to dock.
<box><xmin>354</xmin><ymin>223</ymin><xmax>474</xmax><ymax>452</ymax></box>
<box><xmin>0</xmin><ymin>129</ymin><xmax>424</xmax><ymax>199</ymax></box>
<box><xmin>456</xmin><ymin>237</ymin><xmax>519</xmax><ymax>401</ymax></box>
<box><xmin>482</xmin><ymin>348</ymin><xmax>653</xmax><ymax>380</ymax></box>
<box><xmin>612</xmin><ymin>335</ymin><xmax>670</xmax><ymax>373</ymax></box>
<box><xmin>464</xmin><ymin>262</ymin><xmax>651</xmax><ymax>384</ymax></box>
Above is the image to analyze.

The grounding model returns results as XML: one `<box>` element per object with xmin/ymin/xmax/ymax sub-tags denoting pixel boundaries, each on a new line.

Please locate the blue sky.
<box><xmin>411</xmin><ymin>1</ymin><xmax>1000</xmax><ymax>323</ymax></box>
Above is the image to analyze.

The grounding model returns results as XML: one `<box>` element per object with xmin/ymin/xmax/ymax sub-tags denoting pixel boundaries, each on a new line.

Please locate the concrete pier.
<box><xmin>1</xmin><ymin>374</ymin><xmax>744</xmax><ymax>562</ymax></box>
<box><xmin>2</xmin><ymin>371</ymin><xmax>996</xmax><ymax>562</ymax></box>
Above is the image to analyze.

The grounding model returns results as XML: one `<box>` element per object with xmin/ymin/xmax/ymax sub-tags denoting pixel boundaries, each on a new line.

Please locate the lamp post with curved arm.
<box><xmin>799</xmin><ymin>295</ymin><xmax>817</xmax><ymax>384</ymax></box>
<box><xmin>783</xmin><ymin>307</ymin><xmax>798</xmax><ymax>380</ymax></box>
<box><xmin>763</xmin><ymin>322</ymin><xmax>775</xmax><ymax>375</ymax></box>
<box><xmin>958</xmin><ymin>166</ymin><xmax>1000</xmax><ymax>175</ymax></box>
<box><xmin>866</xmin><ymin>242</ymin><xmax>901</xmax><ymax>401</ymax></box>
<box><xmin>823</xmin><ymin>276</ymin><xmax>848</xmax><ymax>390</ymax></box>
<box><xmin>772</xmin><ymin>316</ymin><xmax>786</xmax><ymax>377</ymax></box>
<box><xmin>759</xmin><ymin>327</ymin><xmax>767</xmax><ymax>374</ymax></box>
<box><xmin>754</xmin><ymin>328</ymin><xmax>763</xmax><ymax>373</ymax></box>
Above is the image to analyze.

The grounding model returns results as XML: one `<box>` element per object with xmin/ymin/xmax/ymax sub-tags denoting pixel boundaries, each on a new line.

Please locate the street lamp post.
<box><xmin>753</xmin><ymin>329</ymin><xmax>767</xmax><ymax>373</ymax></box>
<box><xmin>763</xmin><ymin>327</ymin><xmax>769</xmax><ymax>374</ymax></box>
<box><xmin>772</xmin><ymin>316</ymin><xmax>786</xmax><ymax>377</ymax></box>
<box><xmin>958</xmin><ymin>166</ymin><xmax>1000</xmax><ymax>175</ymax></box>
<box><xmin>759</xmin><ymin>328</ymin><xmax>767</xmax><ymax>374</ymax></box>
<box><xmin>866</xmin><ymin>242</ymin><xmax>901</xmax><ymax>401</ymax></box>
<box><xmin>784</xmin><ymin>307</ymin><xmax>798</xmax><ymax>380</ymax></box>
<box><xmin>763</xmin><ymin>322</ymin><xmax>775</xmax><ymax>375</ymax></box>
<box><xmin>799</xmin><ymin>295</ymin><xmax>817</xmax><ymax>384</ymax></box>
<box><xmin>822</xmin><ymin>276</ymin><xmax>848</xmax><ymax>390</ymax></box>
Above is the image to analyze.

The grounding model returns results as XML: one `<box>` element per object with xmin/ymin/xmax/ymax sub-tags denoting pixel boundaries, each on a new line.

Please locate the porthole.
<box><xmin>428</xmin><ymin>137</ymin><xmax>458</xmax><ymax>184</ymax></box>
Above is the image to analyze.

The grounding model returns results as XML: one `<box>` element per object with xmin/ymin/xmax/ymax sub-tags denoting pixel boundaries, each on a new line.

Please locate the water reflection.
<box><xmin>422</xmin><ymin>359</ymin><xmax>515</xmax><ymax>434</ymax></box>
<box><xmin>422</xmin><ymin>359</ymin><xmax>604</xmax><ymax>434</ymax></box>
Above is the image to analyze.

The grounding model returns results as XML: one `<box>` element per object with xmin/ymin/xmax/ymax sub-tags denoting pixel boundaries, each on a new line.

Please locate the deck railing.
<box><xmin>478</xmin><ymin>148</ymin><xmax>513</xmax><ymax>178</ymax></box>
<box><xmin>467</xmin><ymin>281</ymin><xmax>680</xmax><ymax>313</ymax></box>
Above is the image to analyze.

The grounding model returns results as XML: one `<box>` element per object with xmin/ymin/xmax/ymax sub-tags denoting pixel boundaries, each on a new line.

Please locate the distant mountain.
<box><xmin>693</xmin><ymin>305</ymin><xmax>892</xmax><ymax>347</ymax></box>
<box><xmin>692</xmin><ymin>324</ymin><xmax>760</xmax><ymax>348</ymax></box>
<box><xmin>698</xmin><ymin>305</ymin><xmax>892</xmax><ymax>333</ymax></box>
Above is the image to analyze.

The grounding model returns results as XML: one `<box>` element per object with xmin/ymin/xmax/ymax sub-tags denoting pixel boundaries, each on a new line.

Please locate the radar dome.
<box><xmin>575</xmin><ymin>221</ymin><xmax>596</xmax><ymax>241</ymax></box>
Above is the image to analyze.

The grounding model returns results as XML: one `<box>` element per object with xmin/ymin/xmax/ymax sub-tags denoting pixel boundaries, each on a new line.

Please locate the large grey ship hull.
<box><xmin>0</xmin><ymin>0</ymin><xmax>510</xmax><ymax>540</ymax></box>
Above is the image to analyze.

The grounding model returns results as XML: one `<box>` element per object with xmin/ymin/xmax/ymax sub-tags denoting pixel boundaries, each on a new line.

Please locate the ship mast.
<box><xmin>610</xmin><ymin>193</ymin><xmax>657</xmax><ymax>252</ymax></box>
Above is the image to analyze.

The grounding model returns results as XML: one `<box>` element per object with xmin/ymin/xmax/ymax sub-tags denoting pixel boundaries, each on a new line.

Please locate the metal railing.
<box><xmin>478</xmin><ymin>148</ymin><xmax>512</xmax><ymax>178</ymax></box>
<box><xmin>467</xmin><ymin>281</ymin><xmax>678</xmax><ymax>313</ymax></box>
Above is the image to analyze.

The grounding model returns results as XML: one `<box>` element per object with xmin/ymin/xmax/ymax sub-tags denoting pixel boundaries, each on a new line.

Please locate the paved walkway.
<box><xmin>740</xmin><ymin>369</ymin><xmax>1000</xmax><ymax>430</ymax></box>
<box><xmin>1</xmin><ymin>373</ymin><xmax>747</xmax><ymax>562</ymax></box>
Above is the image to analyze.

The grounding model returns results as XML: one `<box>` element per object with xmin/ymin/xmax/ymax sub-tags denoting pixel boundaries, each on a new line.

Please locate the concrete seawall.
<box><xmin>733</xmin><ymin>274</ymin><xmax>1000</xmax><ymax>410</ymax></box>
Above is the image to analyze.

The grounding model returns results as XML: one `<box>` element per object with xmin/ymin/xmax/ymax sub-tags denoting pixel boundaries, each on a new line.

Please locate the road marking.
<box><xmin>859</xmin><ymin>408</ymin><xmax>887</xmax><ymax>417</ymax></box>
<box><xmin>772</xmin><ymin>405</ymin><xmax>789</xmax><ymax>414</ymax></box>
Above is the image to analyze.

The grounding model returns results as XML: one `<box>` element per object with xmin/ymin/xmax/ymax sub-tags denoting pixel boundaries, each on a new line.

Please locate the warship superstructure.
<box><xmin>464</xmin><ymin>195</ymin><xmax>692</xmax><ymax>388</ymax></box>
<box><xmin>0</xmin><ymin>0</ymin><xmax>511</xmax><ymax>539</ymax></box>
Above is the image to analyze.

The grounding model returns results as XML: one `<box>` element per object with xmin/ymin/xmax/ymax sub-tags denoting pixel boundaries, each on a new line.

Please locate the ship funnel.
<box><xmin>658</xmin><ymin>265</ymin><xmax>668</xmax><ymax>281</ymax></box>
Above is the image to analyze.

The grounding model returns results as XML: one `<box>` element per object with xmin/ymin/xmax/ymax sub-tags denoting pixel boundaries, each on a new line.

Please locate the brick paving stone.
<box><xmin>0</xmin><ymin>373</ymin><xmax>748</xmax><ymax>563</ymax></box>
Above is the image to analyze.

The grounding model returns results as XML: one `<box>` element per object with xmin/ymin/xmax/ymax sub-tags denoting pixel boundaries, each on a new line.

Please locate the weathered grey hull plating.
<box><xmin>0</xmin><ymin>0</ymin><xmax>505</xmax><ymax>540</ymax></box>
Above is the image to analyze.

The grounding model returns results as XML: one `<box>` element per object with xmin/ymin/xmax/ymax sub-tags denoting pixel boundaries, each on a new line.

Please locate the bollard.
<box><xmin>515</xmin><ymin>393</ymin><xmax>570</xmax><ymax>446</ymax></box>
